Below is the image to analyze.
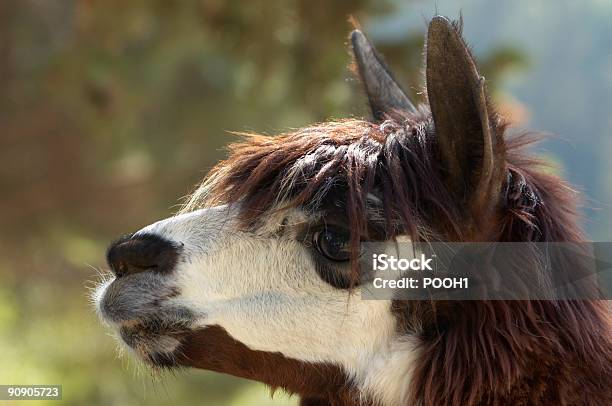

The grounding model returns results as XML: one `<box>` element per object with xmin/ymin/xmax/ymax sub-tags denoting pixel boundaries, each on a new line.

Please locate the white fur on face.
<box><xmin>122</xmin><ymin>204</ymin><xmax>418</xmax><ymax>405</ymax></box>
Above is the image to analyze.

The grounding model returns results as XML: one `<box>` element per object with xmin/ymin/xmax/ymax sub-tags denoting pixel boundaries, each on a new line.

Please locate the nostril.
<box><xmin>113</xmin><ymin>257</ymin><xmax>156</xmax><ymax>278</ymax></box>
<box><xmin>107</xmin><ymin>233</ymin><xmax>180</xmax><ymax>277</ymax></box>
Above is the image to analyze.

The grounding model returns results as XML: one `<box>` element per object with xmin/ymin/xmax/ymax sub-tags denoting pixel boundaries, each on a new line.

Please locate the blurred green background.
<box><xmin>1</xmin><ymin>0</ymin><xmax>611</xmax><ymax>405</ymax></box>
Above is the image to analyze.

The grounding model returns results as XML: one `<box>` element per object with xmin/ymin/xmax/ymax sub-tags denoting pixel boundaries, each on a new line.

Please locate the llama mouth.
<box><xmin>94</xmin><ymin>275</ymin><xmax>199</xmax><ymax>368</ymax></box>
<box><xmin>118</xmin><ymin>317</ymin><xmax>194</xmax><ymax>368</ymax></box>
<box><xmin>95</xmin><ymin>272</ymin><xmax>185</xmax><ymax>324</ymax></box>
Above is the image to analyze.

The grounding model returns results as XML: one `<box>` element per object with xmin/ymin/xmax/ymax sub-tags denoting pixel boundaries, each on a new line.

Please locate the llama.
<box><xmin>95</xmin><ymin>16</ymin><xmax>612</xmax><ymax>405</ymax></box>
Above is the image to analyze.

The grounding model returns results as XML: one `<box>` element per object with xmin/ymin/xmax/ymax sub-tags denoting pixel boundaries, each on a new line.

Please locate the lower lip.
<box><xmin>119</xmin><ymin>324</ymin><xmax>187</xmax><ymax>364</ymax></box>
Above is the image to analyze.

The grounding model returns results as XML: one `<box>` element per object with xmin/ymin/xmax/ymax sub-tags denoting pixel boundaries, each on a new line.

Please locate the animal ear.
<box><xmin>426</xmin><ymin>16</ymin><xmax>504</xmax><ymax>216</ymax></box>
<box><xmin>351</xmin><ymin>29</ymin><xmax>417</xmax><ymax>121</ymax></box>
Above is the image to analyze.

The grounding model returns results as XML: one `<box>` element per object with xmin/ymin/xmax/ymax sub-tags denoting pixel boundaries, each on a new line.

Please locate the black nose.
<box><xmin>107</xmin><ymin>233</ymin><xmax>180</xmax><ymax>277</ymax></box>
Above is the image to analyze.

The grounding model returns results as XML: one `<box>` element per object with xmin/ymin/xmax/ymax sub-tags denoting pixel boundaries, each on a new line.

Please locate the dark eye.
<box><xmin>313</xmin><ymin>226</ymin><xmax>352</xmax><ymax>262</ymax></box>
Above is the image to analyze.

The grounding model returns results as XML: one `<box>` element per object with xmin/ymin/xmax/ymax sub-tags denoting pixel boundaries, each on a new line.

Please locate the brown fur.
<box><xmin>176</xmin><ymin>326</ymin><xmax>366</xmax><ymax>406</ymax></box>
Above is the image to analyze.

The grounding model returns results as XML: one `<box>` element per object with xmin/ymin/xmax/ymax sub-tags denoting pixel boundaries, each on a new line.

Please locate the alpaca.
<box><xmin>94</xmin><ymin>16</ymin><xmax>612</xmax><ymax>405</ymax></box>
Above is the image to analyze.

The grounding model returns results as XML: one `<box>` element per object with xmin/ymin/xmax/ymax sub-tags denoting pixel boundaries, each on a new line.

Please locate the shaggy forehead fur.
<box><xmin>184</xmin><ymin>111</ymin><xmax>489</xmax><ymax>243</ymax></box>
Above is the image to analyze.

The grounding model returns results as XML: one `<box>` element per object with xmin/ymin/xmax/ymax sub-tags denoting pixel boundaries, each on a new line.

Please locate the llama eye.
<box><xmin>313</xmin><ymin>226</ymin><xmax>352</xmax><ymax>262</ymax></box>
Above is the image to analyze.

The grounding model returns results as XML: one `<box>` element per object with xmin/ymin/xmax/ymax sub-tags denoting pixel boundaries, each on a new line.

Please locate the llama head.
<box><xmin>94</xmin><ymin>16</ymin><xmax>509</xmax><ymax>405</ymax></box>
